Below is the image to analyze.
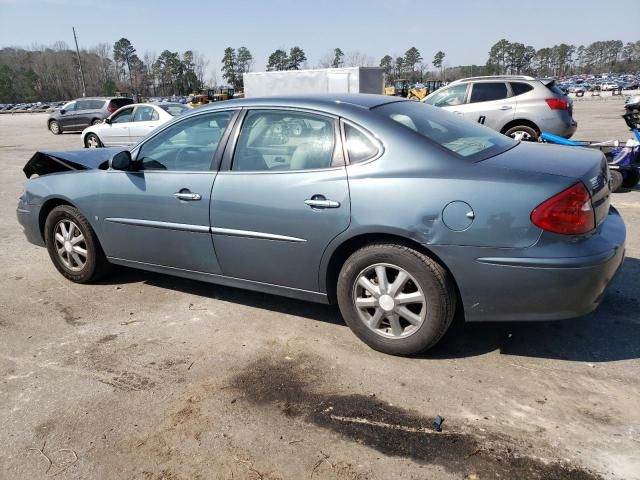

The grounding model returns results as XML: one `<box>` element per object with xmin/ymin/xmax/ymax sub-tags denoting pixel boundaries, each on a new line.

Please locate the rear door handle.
<box><xmin>499</xmin><ymin>105</ymin><xmax>512</xmax><ymax>110</ymax></box>
<box><xmin>305</xmin><ymin>198</ymin><xmax>340</xmax><ymax>209</ymax></box>
<box><xmin>174</xmin><ymin>191</ymin><xmax>201</xmax><ymax>201</ymax></box>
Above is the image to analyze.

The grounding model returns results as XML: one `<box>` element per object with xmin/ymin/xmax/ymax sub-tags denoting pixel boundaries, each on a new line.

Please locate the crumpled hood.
<box><xmin>23</xmin><ymin>147</ymin><xmax>127</xmax><ymax>178</ymax></box>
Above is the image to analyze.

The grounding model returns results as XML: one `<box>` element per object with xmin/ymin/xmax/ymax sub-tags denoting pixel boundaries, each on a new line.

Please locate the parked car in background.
<box><xmin>47</xmin><ymin>97</ymin><xmax>133</xmax><ymax>134</ymax></box>
<box><xmin>422</xmin><ymin>76</ymin><xmax>577</xmax><ymax>141</ymax></box>
<box><xmin>80</xmin><ymin>102</ymin><xmax>188</xmax><ymax>148</ymax></box>
<box><xmin>601</xmin><ymin>82</ymin><xmax>620</xmax><ymax>91</ymax></box>
<box><xmin>18</xmin><ymin>95</ymin><xmax>624</xmax><ymax>355</ymax></box>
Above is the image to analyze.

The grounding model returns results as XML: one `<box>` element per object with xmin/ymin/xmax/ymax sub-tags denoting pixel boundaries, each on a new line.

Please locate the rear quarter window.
<box><xmin>109</xmin><ymin>98</ymin><xmax>134</xmax><ymax>109</ymax></box>
<box><xmin>510</xmin><ymin>82</ymin><xmax>534</xmax><ymax>96</ymax></box>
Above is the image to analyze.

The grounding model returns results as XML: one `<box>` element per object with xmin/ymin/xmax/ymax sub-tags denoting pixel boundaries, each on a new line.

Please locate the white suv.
<box><xmin>422</xmin><ymin>76</ymin><xmax>577</xmax><ymax>141</ymax></box>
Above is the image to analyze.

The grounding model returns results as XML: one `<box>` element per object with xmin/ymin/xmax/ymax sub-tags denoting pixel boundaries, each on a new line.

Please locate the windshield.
<box><xmin>160</xmin><ymin>104</ymin><xmax>188</xmax><ymax>116</ymax></box>
<box><xmin>374</xmin><ymin>101</ymin><xmax>516</xmax><ymax>162</ymax></box>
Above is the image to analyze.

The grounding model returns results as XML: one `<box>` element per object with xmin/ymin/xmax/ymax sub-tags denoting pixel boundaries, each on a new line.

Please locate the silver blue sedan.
<box><xmin>17</xmin><ymin>95</ymin><xmax>625</xmax><ymax>355</ymax></box>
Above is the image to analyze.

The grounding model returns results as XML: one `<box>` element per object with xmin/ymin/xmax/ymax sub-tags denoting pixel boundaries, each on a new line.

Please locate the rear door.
<box><xmin>455</xmin><ymin>82</ymin><xmax>515</xmax><ymax>130</ymax></box>
<box><xmin>209</xmin><ymin>108</ymin><xmax>350</xmax><ymax>291</ymax></box>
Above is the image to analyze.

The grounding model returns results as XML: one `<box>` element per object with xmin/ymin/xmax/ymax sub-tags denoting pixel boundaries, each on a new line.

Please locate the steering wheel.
<box><xmin>175</xmin><ymin>146</ymin><xmax>203</xmax><ymax>166</ymax></box>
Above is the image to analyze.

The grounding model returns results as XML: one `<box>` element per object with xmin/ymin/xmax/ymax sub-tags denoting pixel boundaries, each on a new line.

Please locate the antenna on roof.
<box><xmin>72</xmin><ymin>26</ymin><xmax>87</xmax><ymax>97</ymax></box>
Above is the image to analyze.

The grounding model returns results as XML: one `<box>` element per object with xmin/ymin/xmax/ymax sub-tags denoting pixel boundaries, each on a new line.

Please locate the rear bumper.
<box><xmin>432</xmin><ymin>208</ymin><xmax>626</xmax><ymax>322</ymax></box>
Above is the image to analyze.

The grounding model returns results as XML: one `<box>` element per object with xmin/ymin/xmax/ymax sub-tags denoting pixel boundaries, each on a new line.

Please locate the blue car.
<box><xmin>17</xmin><ymin>95</ymin><xmax>625</xmax><ymax>355</ymax></box>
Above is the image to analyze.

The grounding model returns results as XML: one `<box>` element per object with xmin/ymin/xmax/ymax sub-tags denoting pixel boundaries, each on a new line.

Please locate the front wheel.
<box><xmin>45</xmin><ymin>205</ymin><xmax>111</xmax><ymax>283</ymax></box>
<box><xmin>84</xmin><ymin>133</ymin><xmax>102</xmax><ymax>148</ymax></box>
<box><xmin>504</xmin><ymin>125</ymin><xmax>538</xmax><ymax>142</ymax></box>
<box><xmin>337</xmin><ymin>243</ymin><xmax>456</xmax><ymax>356</ymax></box>
<box><xmin>49</xmin><ymin>120</ymin><xmax>61</xmax><ymax>135</ymax></box>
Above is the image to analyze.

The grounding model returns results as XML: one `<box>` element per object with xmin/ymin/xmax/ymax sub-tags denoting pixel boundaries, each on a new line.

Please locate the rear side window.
<box><xmin>109</xmin><ymin>98</ymin><xmax>134</xmax><ymax>110</ymax></box>
<box><xmin>374</xmin><ymin>101</ymin><xmax>515</xmax><ymax>162</ymax></box>
<box><xmin>89</xmin><ymin>99</ymin><xmax>106</xmax><ymax>109</ymax></box>
<box><xmin>469</xmin><ymin>83</ymin><xmax>508</xmax><ymax>103</ymax></box>
<box><xmin>160</xmin><ymin>104</ymin><xmax>188</xmax><ymax>116</ymax></box>
<box><xmin>75</xmin><ymin>99</ymin><xmax>91</xmax><ymax>110</ymax></box>
<box><xmin>344</xmin><ymin>124</ymin><xmax>379</xmax><ymax>163</ymax></box>
<box><xmin>510</xmin><ymin>82</ymin><xmax>534</xmax><ymax>96</ymax></box>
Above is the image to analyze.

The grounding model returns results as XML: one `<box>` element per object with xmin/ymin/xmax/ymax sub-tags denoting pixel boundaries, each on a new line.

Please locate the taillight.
<box><xmin>531</xmin><ymin>182</ymin><xmax>595</xmax><ymax>235</ymax></box>
<box><xmin>545</xmin><ymin>98</ymin><xmax>569</xmax><ymax>110</ymax></box>
<box><xmin>107</xmin><ymin>104</ymin><xmax>117</xmax><ymax>113</ymax></box>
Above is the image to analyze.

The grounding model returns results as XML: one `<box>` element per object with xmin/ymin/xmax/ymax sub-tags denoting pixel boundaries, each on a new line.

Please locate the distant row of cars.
<box><xmin>0</xmin><ymin>101</ymin><xmax>67</xmax><ymax>112</ymax></box>
<box><xmin>558</xmin><ymin>74</ymin><xmax>640</xmax><ymax>94</ymax></box>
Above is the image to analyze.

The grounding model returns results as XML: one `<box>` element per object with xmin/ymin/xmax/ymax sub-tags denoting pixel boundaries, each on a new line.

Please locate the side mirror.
<box><xmin>60</xmin><ymin>109</ymin><xmax>66</xmax><ymax>115</ymax></box>
<box><xmin>104</xmin><ymin>118</ymin><xmax>111</xmax><ymax>125</ymax></box>
<box><xmin>111</xmin><ymin>150</ymin><xmax>132</xmax><ymax>171</ymax></box>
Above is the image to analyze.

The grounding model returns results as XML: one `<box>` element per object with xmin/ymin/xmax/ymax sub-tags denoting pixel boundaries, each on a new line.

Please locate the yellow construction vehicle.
<box><xmin>189</xmin><ymin>88</ymin><xmax>236</xmax><ymax>106</ymax></box>
<box><xmin>384</xmin><ymin>79</ymin><xmax>444</xmax><ymax>100</ymax></box>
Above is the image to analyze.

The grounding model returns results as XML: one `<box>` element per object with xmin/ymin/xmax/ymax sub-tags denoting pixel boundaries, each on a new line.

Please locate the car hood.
<box><xmin>23</xmin><ymin>147</ymin><xmax>126</xmax><ymax>178</ymax></box>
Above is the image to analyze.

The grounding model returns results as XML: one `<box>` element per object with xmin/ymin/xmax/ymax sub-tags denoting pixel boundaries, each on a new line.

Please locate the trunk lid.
<box><xmin>483</xmin><ymin>142</ymin><xmax>611</xmax><ymax>227</ymax></box>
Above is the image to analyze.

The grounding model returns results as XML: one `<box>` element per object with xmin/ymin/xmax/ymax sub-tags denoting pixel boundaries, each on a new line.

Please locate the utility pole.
<box><xmin>72</xmin><ymin>26</ymin><xmax>86</xmax><ymax>97</ymax></box>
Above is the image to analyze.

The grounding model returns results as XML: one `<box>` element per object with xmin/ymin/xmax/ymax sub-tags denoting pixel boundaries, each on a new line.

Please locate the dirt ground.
<box><xmin>1</xmin><ymin>99</ymin><xmax>639</xmax><ymax>480</ymax></box>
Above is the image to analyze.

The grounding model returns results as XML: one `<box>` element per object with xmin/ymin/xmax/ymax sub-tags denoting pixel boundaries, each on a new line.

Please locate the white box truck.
<box><xmin>243</xmin><ymin>67</ymin><xmax>385</xmax><ymax>98</ymax></box>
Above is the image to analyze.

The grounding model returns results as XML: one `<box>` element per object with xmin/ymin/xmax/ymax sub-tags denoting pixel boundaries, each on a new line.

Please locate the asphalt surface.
<box><xmin>1</xmin><ymin>100</ymin><xmax>639</xmax><ymax>480</ymax></box>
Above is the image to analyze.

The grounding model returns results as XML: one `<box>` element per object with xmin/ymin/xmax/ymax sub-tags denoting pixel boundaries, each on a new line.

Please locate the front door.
<box><xmin>129</xmin><ymin>105</ymin><xmax>160</xmax><ymax>144</ymax></box>
<box><xmin>210</xmin><ymin>109</ymin><xmax>350</xmax><ymax>292</ymax></box>
<box><xmin>101</xmin><ymin>106</ymin><xmax>134</xmax><ymax>146</ymax></box>
<box><xmin>98</xmin><ymin>110</ymin><xmax>236</xmax><ymax>273</ymax></box>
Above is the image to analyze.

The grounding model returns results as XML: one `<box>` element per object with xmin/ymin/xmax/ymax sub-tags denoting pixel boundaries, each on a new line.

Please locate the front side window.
<box><xmin>133</xmin><ymin>106</ymin><xmax>159</xmax><ymax>122</ymax></box>
<box><xmin>111</xmin><ymin>107</ymin><xmax>134</xmax><ymax>124</ymax></box>
<box><xmin>344</xmin><ymin>124</ymin><xmax>379</xmax><ymax>163</ymax></box>
<box><xmin>424</xmin><ymin>84</ymin><xmax>468</xmax><ymax>107</ymax></box>
<box><xmin>137</xmin><ymin>111</ymin><xmax>233</xmax><ymax>171</ymax></box>
<box><xmin>374</xmin><ymin>101</ymin><xmax>515</xmax><ymax>162</ymax></box>
<box><xmin>232</xmin><ymin>110</ymin><xmax>336</xmax><ymax>172</ymax></box>
<box><xmin>62</xmin><ymin>101</ymin><xmax>76</xmax><ymax>112</ymax></box>
<box><xmin>469</xmin><ymin>83</ymin><xmax>508</xmax><ymax>103</ymax></box>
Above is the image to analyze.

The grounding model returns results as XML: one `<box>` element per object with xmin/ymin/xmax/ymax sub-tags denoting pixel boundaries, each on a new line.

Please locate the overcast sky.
<box><xmin>1</xmin><ymin>0</ymin><xmax>639</xmax><ymax>80</ymax></box>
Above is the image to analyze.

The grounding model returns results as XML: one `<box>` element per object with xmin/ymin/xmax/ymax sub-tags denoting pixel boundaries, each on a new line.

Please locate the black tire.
<box><xmin>610</xmin><ymin>170</ymin><xmax>624</xmax><ymax>192</ymax></box>
<box><xmin>91</xmin><ymin>118</ymin><xmax>102</xmax><ymax>126</ymax></box>
<box><xmin>44</xmin><ymin>205</ymin><xmax>111</xmax><ymax>283</ymax></box>
<box><xmin>84</xmin><ymin>133</ymin><xmax>103</xmax><ymax>148</ymax></box>
<box><xmin>621</xmin><ymin>169</ymin><xmax>640</xmax><ymax>189</ymax></box>
<box><xmin>49</xmin><ymin>120</ymin><xmax>61</xmax><ymax>135</ymax></box>
<box><xmin>504</xmin><ymin>125</ymin><xmax>538</xmax><ymax>142</ymax></box>
<box><xmin>337</xmin><ymin>243</ymin><xmax>456</xmax><ymax>356</ymax></box>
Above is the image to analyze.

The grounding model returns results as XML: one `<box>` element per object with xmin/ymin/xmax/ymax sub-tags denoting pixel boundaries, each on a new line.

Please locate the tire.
<box><xmin>504</xmin><ymin>125</ymin><xmax>538</xmax><ymax>142</ymax></box>
<box><xmin>91</xmin><ymin>118</ymin><xmax>102</xmax><ymax>126</ymax></box>
<box><xmin>84</xmin><ymin>133</ymin><xmax>103</xmax><ymax>149</ymax></box>
<box><xmin>337</xmin><ymin>243</ymin><xmax>456</xmax><ymax>356</ymax></box>
<box><xmin>49</xmin><ymin>120</ymin><xmax>61</xmax><ymax>135</ymax></box>
<box><xmin>44</xmin><ymin>205</ymin><xmax>111</xmax><ymax>283</ymax></box>
<box><xmin>610</xmin><ymin>170</ymin><xmax>624</xmax><ymax>192</ymax></box>
<box><xmin>621</xmin><ymin>169</ymin><xmax>640</xmax><ymax>189</ymax></box>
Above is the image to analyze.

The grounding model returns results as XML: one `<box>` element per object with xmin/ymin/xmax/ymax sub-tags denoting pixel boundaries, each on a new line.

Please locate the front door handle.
<box><xmin>499</xmin><ymin>105</ymin><xmax>513</xmax><ymax>110</ymax></box>
<box><xmin>305</xmin><ymin>197</ymin><xmax>340</xmax><ymax>209</ymax></box>
<box><xmin>174</xmin><ymin>191</ymin><xmax>201</xmax><ymax>201</ymax></box>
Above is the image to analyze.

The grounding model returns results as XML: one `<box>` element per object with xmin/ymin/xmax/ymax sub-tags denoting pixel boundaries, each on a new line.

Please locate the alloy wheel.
<box><xmin>86</xmin><ymin>135</ymin><xmax>100</xmax><ymax>148</ymax></box>
<box><xmin>53</xmin><ymin>219</ymin><xmax>87</xmax><ymax>271</ymax></box>
<box><xmin>352</xmin><ymin>263</ymin><xmax>426</xmax><ymax>339</ymax></box>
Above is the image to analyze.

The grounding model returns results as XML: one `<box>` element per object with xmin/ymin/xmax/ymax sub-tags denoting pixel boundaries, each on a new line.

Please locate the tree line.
<box><xmin>1</xmin><ymin>37</ymin><xmax>638</xmax><ymax>103</ymax></box>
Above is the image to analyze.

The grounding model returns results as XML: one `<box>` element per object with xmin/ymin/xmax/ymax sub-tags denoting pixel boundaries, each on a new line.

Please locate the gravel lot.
<box><xmin>1</xmin><ymin>100</ymin><xmax>639</xmax><ymax>480</ymax></box>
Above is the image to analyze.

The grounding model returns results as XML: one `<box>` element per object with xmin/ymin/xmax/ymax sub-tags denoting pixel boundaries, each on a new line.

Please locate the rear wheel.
<box><xmin>621</xmin><ymin>169</ymin><xmax>640</xmax><ymax>189</ymax></box>
<box><xmin>45</xmin><ymin>205</ymin><xmax>111</xmax><ymax>283</ymax></box>
<box><xmin>337</xmin><ymin>243</ymin><xmax>456</xmax><ymax>356</ymax></box>
<box><xmin>49</xmin><ymin>120</ymin><xmax>61</xmax><ymax>135</ymax></box>
<box><xmin>91</xmin><ymin>118</ymin><xmax>102</xmax><ymax>126</ymax></box>
<box><xmin>610</xmin><ymin>170</ymin><xmax>624</xmax><ymax>192</ymax></box>
<box><xmin>504</xmin><ymin>125</ymin><xmax>538</xmax><ymax>142</ymax></box>
<box><xmin>84</xmin><ymin>133</ymin><xmax>102</xmax><ymax>149</ymax></box>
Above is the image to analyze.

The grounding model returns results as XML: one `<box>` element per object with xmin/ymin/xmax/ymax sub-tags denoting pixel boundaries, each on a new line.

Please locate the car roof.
<box><xmin>450</xmin><ymin>75</ymin><xmax>537</xmax><ymax>84</ymax></box>
<box><xmin>196</xmin><ymin>94</ymin><xmax>405</xmax><ymax>113</ymax></box>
